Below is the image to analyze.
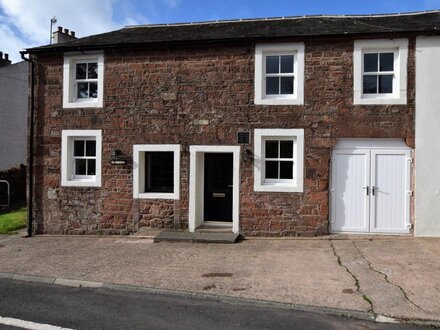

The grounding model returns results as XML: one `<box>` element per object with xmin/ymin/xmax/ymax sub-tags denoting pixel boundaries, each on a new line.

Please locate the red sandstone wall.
<box><xmin>32</xmin><ymin>35</ymin><xmax>415</xmax><ymax>236</ymax></box>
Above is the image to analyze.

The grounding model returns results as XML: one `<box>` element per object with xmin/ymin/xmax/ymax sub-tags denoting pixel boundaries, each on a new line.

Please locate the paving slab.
<box><xmin>193</xmin><ymin>232</ymin><xmax>240</xmax><ymax>243</ymax></box>
<box><xmin>153</xmin><ymin>231</ymin><xmax>195</xmax><ymax>242</ymax></box>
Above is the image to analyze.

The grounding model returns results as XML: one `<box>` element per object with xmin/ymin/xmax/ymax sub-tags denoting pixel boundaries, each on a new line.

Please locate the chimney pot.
<box><xmin>64</xmin><ymin>28</ymin><xmax>69</xmax><ymax>34</ymax></box>
<box><xmin>58</xmin><ymin>26</ymin><xmax>63</xmax><ymax>32</ymax></box>
<box><xmin>71</xmin><ymin>31</ymin><xmax>75</xmax><ymax>37</ymax></box>
<box><xmin>4</xmin><ymin>54</ymin><xmax>8</xmax><ymax>61</ymax></box>
<box><xmin>0</xmin><ymin>52</ymin><xmax>3</xmax><ymax>59</ymax></box>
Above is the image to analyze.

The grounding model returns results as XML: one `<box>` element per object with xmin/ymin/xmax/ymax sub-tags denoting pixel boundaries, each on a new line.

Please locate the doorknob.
<box><xmin>372</xmin><ymin>186</ymin><xmax>378</xmax><ymax>195</ymax></box>
<box><xmin>362</xmin><ymin>186</ymin><xmax>369</xmax><ymax>196</ymax></box>
<box><xmin>228</xmin><ymin>185</ymin><xmax>233</xmax><ymax>188</ymax></box>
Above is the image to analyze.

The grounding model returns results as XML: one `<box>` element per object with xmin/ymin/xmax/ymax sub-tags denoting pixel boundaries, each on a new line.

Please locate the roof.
<box><xmin>27</xmin><ymin>10</ymin><xmax>440</xmax><ymax>53</ymax></box>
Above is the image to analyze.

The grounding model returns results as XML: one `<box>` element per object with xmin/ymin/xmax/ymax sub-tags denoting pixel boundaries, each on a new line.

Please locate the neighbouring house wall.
<box><xmin>415</xmin><ymin>36</ymin><xmax>440</xmax><ymax>237</ymax></box>
<box><xmin>32</xmin><ymin>35</ymin><xmax>415</xmax><ymax>236</ymax></box>
<box><xmin>0</xmin><ymin>61</ymin><xmax>28</xmax><ymax>170</ymax></box>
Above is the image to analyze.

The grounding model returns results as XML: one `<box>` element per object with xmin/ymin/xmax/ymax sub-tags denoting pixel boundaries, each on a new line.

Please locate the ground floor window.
<box><xmin>254</xmin><ymin>129</ymin><xmax>304</xmax><ymax>192</ymax></box>
<box><xmin>61</xmin><ymin>130</ymin><xmax>102</xmax><ymax>187</ymax></box>
<box><xmin>133</xmin><ymin>144</ymin><xmax>180</xmax><ymax>199</ymax></box>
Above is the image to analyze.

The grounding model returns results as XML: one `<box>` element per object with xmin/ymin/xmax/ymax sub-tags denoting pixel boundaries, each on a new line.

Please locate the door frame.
<box><xmin>189</xmin><ymin>145</ymin><xmax>240</xmax><ymax>234</ymax></box>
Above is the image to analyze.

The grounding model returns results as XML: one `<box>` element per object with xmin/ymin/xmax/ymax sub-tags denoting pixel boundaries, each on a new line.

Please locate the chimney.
<box><xmin>0</xmin><ymin>52</ymin><xmax>12</xmax><ymax>67</ymax></box>
<box><xmin>52</xmin><ymin>26</ymin><xmax>77</xmax><ymax>44</ymax></box>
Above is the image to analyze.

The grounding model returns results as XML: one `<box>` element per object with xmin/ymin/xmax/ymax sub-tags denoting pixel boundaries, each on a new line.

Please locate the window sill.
<box><xmin>61</xmin><ymin>179</ymin><xmax>101</xmax><ymax>187</ymax></box>
<box><xmin>254</xmin><ymin>184</ymin><xmax>303</xmax><ymax>193</ymax></box>
<box><xmin>135</xmin><ymin>192</ymin><xmax>178</xmax><ymax>200</ymax></box>
<box><xmin>254</xmin><ymin>97</ymin><xmax>303</xmax><ymax>105</ymax></box>
<box><xmin>353</xmin><ymin>95</ymin><xmax>407</xmax><ymax>105</ymax></box>
<box><xmin>63</xmin><ymin>100</ymin><xmax>103</xmax><ymax>109</ymax></box>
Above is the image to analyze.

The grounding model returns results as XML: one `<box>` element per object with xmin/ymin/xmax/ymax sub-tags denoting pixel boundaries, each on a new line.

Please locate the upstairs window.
<box><xmin>265</xmin><ymin>55</ymin><xmax>294</xmax><ymax>96</ymax></box>
<box><xmin>255</xmin><ymin>43</ymin><xmax>304</xmax><ymax>105</ymax></box>
<box><xmin>63</xmin><ymin>53</ymin><xmax>104</xmax><ymax>108</ymax></box>
<box><xmin>354</xmin><ymin>39</ymin><xmax>408</xmax><ymax>105</ymax></box>
<box><xmin>75</xmin><ymin>62</ymin><xmax>98</xmax><ymax>100</ymax></box>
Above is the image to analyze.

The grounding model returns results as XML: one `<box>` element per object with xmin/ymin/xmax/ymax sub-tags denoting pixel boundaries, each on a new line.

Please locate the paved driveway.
<box><xmin>0</xmin><ymin>234</ymin><xmax>438</xmax><ymax>322</ymax></box>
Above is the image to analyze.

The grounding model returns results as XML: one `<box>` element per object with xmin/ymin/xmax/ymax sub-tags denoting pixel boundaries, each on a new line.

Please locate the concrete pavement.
<box><xmin>0</xmin><ymin>233</ymin><xmax>438</xmax><ymax>325</ymax></box>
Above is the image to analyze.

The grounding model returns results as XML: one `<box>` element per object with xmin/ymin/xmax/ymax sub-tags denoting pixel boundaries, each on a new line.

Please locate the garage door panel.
<box><xmin>370</xmin><ymin>150</ymin><xmax>410</xmax><ymax>233</ymax></box>
<box><xmin>331</xmin><ymin>150</ymin><xmax>370</xmax><ymax>232</ymax></box>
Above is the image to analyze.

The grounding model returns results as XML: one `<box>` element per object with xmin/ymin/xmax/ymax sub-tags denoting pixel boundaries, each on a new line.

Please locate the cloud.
<box><xmin>0</xmin><ymin>0</ymin><xmax>139</xmax><ymax>63</ymax></box>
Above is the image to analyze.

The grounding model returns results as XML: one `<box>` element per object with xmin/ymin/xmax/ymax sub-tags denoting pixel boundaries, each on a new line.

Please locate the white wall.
<box><xmin>415</xmin><ymin>36</ymin><xmax>440</xmax><ymax>237</ymax></box>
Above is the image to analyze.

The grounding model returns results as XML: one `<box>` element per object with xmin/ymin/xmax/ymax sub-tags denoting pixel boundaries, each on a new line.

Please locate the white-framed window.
<box><xmin>254</xmin><ymin>129</ymin><xmax>304</xmax><ymax>192</ymax></box>
<box><xmin>254</xmin><ymin>43</ymin><xmax>305</xmax><ymax>105</ymax></box>
<box><xmin>353</xmin><ymin>39</ymin><xmax>408</xmax><ymax>105</ymax></box>
<box><xmin>63</xmin><ymin>53</ymin><xmax>104</xmax><ymax>108</ymax></box>
<box><xmin>61</xmin><ymin>130</ymin><xmax>102</xmax><ymax>187</ymax></box>
<box><xmin>133</xmin><ymin>144</ymin><xmax>180</xmax><ymax>200</ymax></box>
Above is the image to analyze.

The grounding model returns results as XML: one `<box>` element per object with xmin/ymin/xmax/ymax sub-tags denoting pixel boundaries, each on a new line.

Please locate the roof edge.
<box><xmin>123</xmin><ymin>9</ymin><xmax>440</xmax><ymax>29</ymax></box>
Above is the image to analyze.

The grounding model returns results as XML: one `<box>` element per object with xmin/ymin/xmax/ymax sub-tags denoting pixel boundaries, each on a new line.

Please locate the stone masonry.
<box><xmin>31</xmin><ymin>34</ymin><xmax>415</xmax><ymax>236</ymax></box>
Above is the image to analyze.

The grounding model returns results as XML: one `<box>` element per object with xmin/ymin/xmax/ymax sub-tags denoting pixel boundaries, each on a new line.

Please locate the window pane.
<box><xmin>89</xmin><ymin>82</ymin><xmax>98</xmax><ymax>98</ymax></box>
<box><xmin>88</xmin><ymin>62</ymin><xmax>98</xmax><ymax>79</ymax></box>
<box><xmin>86</xmin><ymin>140</ymin><xmax>96</xmax><ymax>156</ymax></box>
<box><xmin>75</xmin><ymin>159</ymin><xmax>87</xmax><ymax>175</ymax></box>
<box><xmin>280</xmin><ymin>55</ymin><xmax>294</xmax><ymax>73</ymax></box>
<box><xmin>76</xmin><ymin>63</ymin><xmax>87</xmax><ymax>79</ymax></box>
<box><xmin>364</xmin><ymin>53</ymin><xmax>378</xmax><ymax>72</ymax></box>
<box><xmin>265</xmin><ymin>140</ymin><xmax>279</xmax><ymax>158</ymax></box>
<box><xmin>74</xmin><ymin>140</ymin><xmax>85</xmax><ymax>157</ymax></box>
<box><xmin>87</xmin><ymin>159</ymin><xmax>96</xmax><ymax>175</ymax></box>
<box><xmin>77</xmin><ymin>82</ymin><xmax>89</xmax><ymax>99</ymax></box>
<box><xmin>363</xmin><ymin>75</ymin><xmax>377</xmax><ymax>94</ymax></box>
<box><xmin>266</xmin><ymin>77</ymin><xmax>279</xmax><ymax>95</ymax></box>
<box><xmin>379</xmin><ymin>53</ymin><xmax>394</xmax><ymax>71</ymax></box>
<box><xmin>146</xmin><ymin>152</ymin><xmax>174</xmax><ymax>193</ymax></box>
<box><xmin>265</xmin><ymin>161</ymin><xmax>278</xmax><ymax>179</ymax></box>
<box><xmin>266</xmin><ymin>56</ymin><xmax>279</xmax><ymax>74</ymax></box>
<box><xmin>379</xmin><ymin>75</ymin><xmax>393</xmax><ymax>93</ymax></box>
<box><xmin>280</xmin><ymin>161</ymin><xmax>293</xmax><ymax>179</ymax></box>
<box><xmin>280</xmin><ymin>141</ymin><xmax>293</xmax><ymax>158</ymax></box>
<box><xmin>280</xmin><ymin>77</ymin><xmax>294</xmax><ymax>95</ymax></box>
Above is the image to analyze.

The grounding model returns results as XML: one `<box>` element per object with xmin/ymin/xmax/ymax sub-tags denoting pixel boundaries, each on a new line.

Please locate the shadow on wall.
<box><xmin>0</xmin><ymin>164</ymin><xmax>26</xmax><ymax>209</ymax></box>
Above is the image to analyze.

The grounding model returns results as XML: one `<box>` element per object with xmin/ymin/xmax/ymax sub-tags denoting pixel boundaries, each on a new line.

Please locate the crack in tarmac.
<box><xmin>329</xmin><ymin>240</ymin><xmax>376</xmax><ymax>316</ymax></box>
<box><xmin>351</xmin><ymin>241</ymin><xmax>429</xmax><ymax>313</ymax></box>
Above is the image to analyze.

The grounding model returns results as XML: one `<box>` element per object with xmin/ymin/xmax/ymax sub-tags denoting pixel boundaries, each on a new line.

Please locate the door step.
<box><xmin>154</xmin><ymin>231</ymin><xmax>240</xmax><ymax>244</ymax></box>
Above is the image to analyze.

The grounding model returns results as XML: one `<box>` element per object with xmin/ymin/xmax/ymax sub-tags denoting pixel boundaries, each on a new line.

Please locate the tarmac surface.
<box><xmin>0</xmin><ymin>232</ymin><xmax>439</xmax><ymax>325</ymax></box>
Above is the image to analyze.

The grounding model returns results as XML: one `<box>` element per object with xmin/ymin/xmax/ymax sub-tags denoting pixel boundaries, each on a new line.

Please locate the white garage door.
<box><xmin>330</xmin><ymin>139</ymin><xmax>412</xmax><ymax>234</ymax></box>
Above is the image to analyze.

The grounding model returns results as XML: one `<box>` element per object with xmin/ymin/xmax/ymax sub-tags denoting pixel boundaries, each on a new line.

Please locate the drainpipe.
<box><xmin>20</xmin><ymin>51</ymin><xmax>34</xmax><ymax>237</ymax></box>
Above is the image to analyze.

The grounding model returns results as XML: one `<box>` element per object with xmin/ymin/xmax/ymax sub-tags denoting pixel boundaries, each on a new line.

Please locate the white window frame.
<box><xmin>61</xmin><ymin>130</ymin><xmax>102</xmax><ymax>187</ymax></box>
<box><xmin>353</xmin><ymin>39</ymin><xmax>408</xmax><ymax>105</ymax></box>
<box><xmin>254</xmin><ymin>129</ymin><xmax>304</xmax><ymax>192</ymax></box>
<box><xmin>63</xmin><ymin>52</ymin><xmax>104</xmax><ymax>108</ymax></box>
<box><xmin>254</xmin><ymin>43</ymin><xmax>305</xmax><ymax>105</ymax></box>
<box><xmin>133</xmin><ymin>144</ymin><xmax>180</xmax><ymax>200</ymax></box>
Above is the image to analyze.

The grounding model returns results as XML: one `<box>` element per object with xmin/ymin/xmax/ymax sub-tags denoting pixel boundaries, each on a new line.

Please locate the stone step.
<box><xmin>154</xmin><ymin>231</ymin><xmax>240</xmax><ymax>244</ymax></box>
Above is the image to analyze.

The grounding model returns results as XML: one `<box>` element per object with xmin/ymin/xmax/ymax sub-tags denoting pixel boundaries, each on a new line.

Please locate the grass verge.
<box><xmin>0</xmin><ymin>208</ymin><xmax>27</xmax><ymax>234</ymax></box>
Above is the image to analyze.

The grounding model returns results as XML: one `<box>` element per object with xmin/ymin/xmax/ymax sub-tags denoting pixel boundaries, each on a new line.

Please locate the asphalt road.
<box><xmin>0</xmin><ymin>279</ymin><xmax>426</xmax><ymax>330</ymax></box>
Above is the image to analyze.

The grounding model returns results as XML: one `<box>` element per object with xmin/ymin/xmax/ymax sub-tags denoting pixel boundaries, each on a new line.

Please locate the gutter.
<box><xmin>20</xmin><ymin>51</ymin><xmax>34</xmax><ymax>238</ymax></box>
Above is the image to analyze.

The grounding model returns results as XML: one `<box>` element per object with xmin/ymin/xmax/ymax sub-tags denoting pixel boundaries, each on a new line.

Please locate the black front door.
<box><xmin>204</xmin><ymin>153</ymin><xmax>233</xmax><ymax>222</ymax></box>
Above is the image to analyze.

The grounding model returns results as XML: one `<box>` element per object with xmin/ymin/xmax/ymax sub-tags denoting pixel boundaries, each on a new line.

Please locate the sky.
<box><xmin>1</xmin><ymin>0</ymin><xmax>440</xmax><ymax>63</ymax></box>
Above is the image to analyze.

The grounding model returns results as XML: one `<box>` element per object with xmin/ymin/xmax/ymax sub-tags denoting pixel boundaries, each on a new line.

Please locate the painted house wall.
<box><xmin>415</xmin><ymin>36</ymin><xmax>440</xmax><ymax>237</ymax></box>
<box><xmin>0</xmin><ymin>61</ymin><xmax>28</xmax><ymax>170</ymax></box>
<box><xmin>32</xmin><ymin>35</ymin><xmax>415</xmax><ymax>236</ymax></box>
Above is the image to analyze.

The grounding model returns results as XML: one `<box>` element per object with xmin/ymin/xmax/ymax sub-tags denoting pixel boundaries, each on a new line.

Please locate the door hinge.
<box><xmin>407</xmin><ymin>223</ymin><xmax>414</xmax><ymax>229</ymax></box>
<box><xmin>407</xmin><ymin>157</ymin><xmax>414</xmax><ymax>163</ymax></box>
<box><xmin>407</xmin><ymin>190</ymin><xmax>414</xmax><ymax>196</ymax></box>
